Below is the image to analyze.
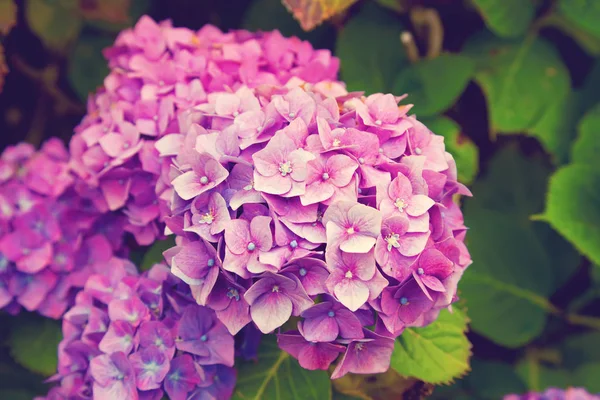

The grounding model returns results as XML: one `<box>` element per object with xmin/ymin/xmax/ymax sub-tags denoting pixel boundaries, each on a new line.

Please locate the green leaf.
<box><xmin>422</xmin><ymin>116</ymin><xmax>479</xmax><ymax>184</ymax></box>
<box><xmin>540</xmin><ymin>164</ymin><xmax>600</xmax><ymax>266</ymax></box>
<box><xmin>390</xmin><ymin>308</ymin><xmax>471</xmax><ymax>384</ymax></box>
<box><xmin>68</xmin><ymin>32</ymin><xmax>114</xmax><ymax>101</ymax></box>
<box><xmin>460</xmin><ymin>148</ymin><xmax>579</xmax><ymax>347</ymax></box>
<box><xmin>9</xmin><ymin>315</ymin><xmax>62</xmax><ymax>376</ymax></box>
<box><xmin>516</xmin><ymin>360</ymin><xmax>572</xmax><ymax>391</ymax></box>
<box><xmin>561</xmin><ymin>332</ymin><xmax>600</xmax><ymax>369</ymax></box>
<box><xmin>26</xmin><ymin>0</ymin><xmax>82</xmax><ymax>50</ymax></box>
<box><xmin>573</xmin><ymin>363</ymin><xmax>600</xmax><ymax>392</ymax></box>
<box><xmin>465</xmin><ymin>359</ymin><xmax>527</xmax><ymax>399</ymax></box>
<box><xmin>472</xmin><ymin>0</ymin><xmax>535</xmax><ymax>38</ymax></box>
<box><xmin>528</xmin><ymin>90</ymin><xmax>584</xmax><ymax>165</ymax></box>
<box><xmin>542</xmin><ymin>13</ymin><xmax>600</xmax><ymax>56</ymax></box>
<box><xmin>242</xmin><ymin>0</ymin><xmax>335</xmax><ymax>49</ymax></box>
<box><xmin>463</xmin><ymin>32</ymin><xmax>570</xmax><ymax>134</ymax></box>
<box><xmin>558</xmin><ymin>0</ymin><xmax>600</xmax><ymax>40</ymax></box>
<box><xmin>336</xmin><ymin>3</ymin><xmax>408</xmax><ymax>93</ymax></box>
<box><xmin>82</xmin><ymin>0</ymin><xmax>149</xmax><ymax>33</ymax></box>
<box><xmin>140</xmin><ymin>236</ymin><xmax>176</xmax><ymax>271</ymax></box>
<box><xmin>571</xmin><ymin>103</ymin><xmax>600</xmax><ymax>166</ymax></box>
<box><xmin>393</xmin><ymin>54</ymin><xmax>474</xmax><ymax>117</ymax></box>
<box><xmin>233</xmin><ymin>336</ymin><xmax>331</xmax><ymax>400</ymax></box>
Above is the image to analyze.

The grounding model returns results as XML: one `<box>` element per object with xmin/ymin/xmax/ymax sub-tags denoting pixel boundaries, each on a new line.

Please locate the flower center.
<box><xmin>278</xmin><ymin>161</ymin><xmax>293</xmax><ymax>176</ymax></box>
<box><xmin>345</xmin><ymin>271</ymin><xmax>353</xmax><ymax>279</ymax></box>
<box><xmin>417</xmin><ymin>267</ymin><xmax>424</xmax><ymax>275</ymax></box>
<box><xmin>358</xmin><ymin>157</ymin><xmax>365</xmax><ymax>164</ymax></box>
<box><xmin>243</xmin><ymin>180</ymin><xmax>254</xmax><ymax>191</ymax></box>
<box><xmin>394</xmin><ymin>198</ymin><xmax>407</xmax><ymax>212</ymax></box>
<box><xmin>322</xmin><ymin>172</ymin><xmax>330</xmax><ymax>180</ymax></box>
<box><xmin>247</xmin><ymin>242</ymin><xmax>256</xmax><ymax>251</ymax></box>
<box><xmin>200</xmin><ymin>334</ymin><xmax>208</xmax><ymax>342</ymax></box>
<box><xmin>288</xmin><ymin>111</ymin><xmax>296</xmax><ymax>119</ymax></box>
<box><xmin>356</xmin><ymin>343</ymin><xmax>365</xmax><ymax>351</ymax></box>
<box><xmin>400</xmin><ymin>297</ymin><xmax>409</xmax><ymax>305</ymax></box>
<box><xmin>272</xmin><ymin>285</ymin><xmax>280</xmax><ymax>292</ymax></box>
<box><xmin>385</xmin><ymin>233</ymin><xmax>401</xmax><ymax>251</ymax></box>
<box><xmin>346</xmin><ymin>227</ymin><xmax>355</xmax><ymax>235</ymax></box>
<box><xmin>328</xmin><ymin>311</ymin><xmax>335</xmax><ymax>317</ymax></box>
<box><xmin>227</xmin><ymin>287</ymin><xmax>240</xmax><ymax>301</ymax></box>
<box><xmin>289</xmin><ymin>240</ymin><xmax>298</xmax><ymax>248</ymax></box>
<box><xmin>200</xmin><ymin>212</ymin><xmax>214</xmax><ymax>224</ymax></box>
<box><xmin>299</xmin><ymin>267</ymin><xmax>307</xmax><ymax>277</ymax></box>
<box><xmin>375</xmin><ymin>119</ymin><xmax>382</xmax><ymax>126</ymax></box>
<box><xmin>199</xmin><ymin>176</ymin><xmax>209</xmax><ymax>185</ymax></box>
<box><xmin>332</xmin><ymin>138</ymin><xmax>341</xmax><ymax>147</ymax></box>
<box><xmin>207</xmin><ymin>258</ymin><xmax>215</xmax><ymax>267</ymax></box>
<box><xmin>414</xmin><ymin>147</ymin><xmax>422</xmax><ymax>155</ymax></box>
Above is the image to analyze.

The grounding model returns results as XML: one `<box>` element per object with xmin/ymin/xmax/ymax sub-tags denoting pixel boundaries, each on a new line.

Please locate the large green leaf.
<box><xmin>422</xmin><ymin>116</ymin><xmax>478</xmax><ymax>184</ymax></box>
<box><xmin>26</xmin><ymin>0</ymin><xmax>82</xmax><ymax>50</ymax></box>
<box><xmin>472</xmin><ymin>0</ymin><xmax>535</xmax><ymax>38</ymax></box>
<box><xmin>573</xmin><ymin>363</ymin><xmax>600</xmax><ymax>392</ymax></box>
<box><xmin>540</xmin><ymin>165</ymin><xmax>600</xmax><ymax>266</ymax></box>
<box><xmin>390</xmin><ymin>308</ymin><xmax>471</xmax><ymax>384</ymax></box>
<box><xmin>460</xmin><ymin>148</ymin><xmax>579</xmax><ymax>347</ymax></box>
<box><xmin>561</xmin><ymin>332</ymin><xmax>600</xmax><ymax>370</ymax></box>
<box><xmin>558</xmin><ymin>0</ymin><xmax>600</xmax><ymax>40</ymax></box>
<box><xmin>571</xmin><ymin>103</ymin><xmax>600</xmax><ymax>166</ymax></box>
<box><xmin>9</xmin><ymin>315</ymin><xmax>62</xmax><ymax>376</ymax></box>
<box><xmin>463</xmin><ymin>32</ymin><xmax>570</xmax><ymax>134</ymax></box>
<box><xmin>529</xmin><ymin>90</ymin><xmax>584</xmax><ymax>165</ymax></box>
<box><xmin>543</xmin><ymin>13</ymin><xmax>600</xmax><ymax>56</ymax></box>
<box><xmin>68</xmin><ymin>32</ymin><xmax>114</xmax><ymax>101</ymax></box>
<box><xmin>393</xmin><ymin>54</ymin><xmax>474</xmax><ymax>117</ymax></box>
<box><xmin>336</xmin><ymin>3</ymin><xmax>408</xmax><ymax>93</ymax></box>
<box><xmin>233</xmin><ymin>336</ymin><xmax>331</xmax><ymax>400</ymax></box>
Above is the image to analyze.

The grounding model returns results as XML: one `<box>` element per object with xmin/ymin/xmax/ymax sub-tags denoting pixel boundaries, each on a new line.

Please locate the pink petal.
<box><xmin>251</xmin><ymin>293</ymin><xmax>293</xmax><ymax>333</ymax></box>
<box><xmin>333</xmin><ymin>279</ymin><xmax>369</xmax><ymax>312</ymax></box>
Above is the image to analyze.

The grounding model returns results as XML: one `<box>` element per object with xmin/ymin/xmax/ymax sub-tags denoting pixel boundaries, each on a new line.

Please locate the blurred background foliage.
<box><xmin>1</xmin><ymin>0</ymin><xmax>600</xmax><ymax>399</ymax></box>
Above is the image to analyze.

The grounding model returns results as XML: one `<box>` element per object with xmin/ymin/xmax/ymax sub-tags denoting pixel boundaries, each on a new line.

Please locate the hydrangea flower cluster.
<box><xmin>158</xmin><ymin>80</ymin><xmax>472</xmax><ymax>376</ymax></box>
<box><xmin>69</xmin><ymin>15</ymin><xmax>340</xmax><ymax>245</ymax></box>
<box><xmin>42</xmin><ymin>263</ymin><xmax>238</xmax><ymax>400</ymax></box>
<box><xmin>504</xmin><ymin>387</ymin><xmax>600</xmax><ymax>400</ymax></box>
<box><xmin>0</xmin><ymin>139</ymin><xmax>127</xmax><ymax>318</ymax></box>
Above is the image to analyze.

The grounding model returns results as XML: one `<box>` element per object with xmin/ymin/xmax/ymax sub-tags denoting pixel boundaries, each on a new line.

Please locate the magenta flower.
<box><xmin>379</xmin><ymin>279</ymin><xmax>437</xmax><ymax>332</ymax></box>
<box><xmin>188</xmin><ymin>364</ymin><xmax>236</xmax><ymax>400</ymax></box>
<box><xmin>138</xmin><ymin>321</ymin><xmax>175</xmax><ymax>359</ymax></box>
<box><xmin>407</xmin><ymin>118</ymin><xmax>449</xmax><ymax>172</ymax></box>
<box><xmin>89</xmin><ymin>352</ymin><xmax>138</xmax><ymax>400</ymax></box>
<box><xmin>99</xmin><ymin>321</ymin><xmax>136</xmax><ymax>354</ymax></box>
<box><xmin>281</xmin><ymin>257</ymin><xmax>329</xmax><ymax>296</ymax></box>
<box><xmin>325</xmin><ymin>249</ymin><xmax>388</xmax><ymax>312</ymax></box>
<box><xmin>206</xmin><ymin>274</ymin><xmax>251</xmax><ymax>335</ymax></box>
<box><xmin>185</xmin><ymin>192</ymin><xmax>231</xmax><ymax>242</ymax></box>
<box><xmin>377</xmin><ymin>172</ymin><xmax>434</xmax><ymax>233</ymax></box>
<box><xmin>252</xmin><ymin>132</ymin><xmax>315</xmax><ymax>197</ymax></box>
<box><xmin>164</xmin><ymin>355</ymin><xmax>202</xmax><ymax>400</ymax></box>
<box><xmin>301</xmin><ymin>154</ymin><xmax>358</xmax><ymax>205</ymax></box>
<box><xmin>330</xmin><ymin>330</ymin><xmax>395</xmax><ymax>379</ymax></box>
<box><xmin>223</xmin><ymin>216</ymin><xmax>273</xmax><ymax>278</ymax></box>
<box><xmin>171</xmin><ymin>153</ymin><xmax>229</xmax><ymax>201</ymax></box>
<box><xmin>272</xmin><ymin>87</ymin><xmax>316</xmax><ymax>125</ymax></box>
<box><xmin>227</xmin><ymin>163</ymin><xmax>264</xmax><ymax>211</ymax></box>
<box><xmin>411</xmin><ymin>248</ymin><xmax>454</xmax><ymax>298</ymax></box>
<box><xmin>300</xmin><ymin>300</ymin><xmax>364</xmax><ymax>342</ymax></box>
<box><xmin>166</xmin><ymin>240</ymin><xmax>220</xmax><ymax>305</ymax></box>
<box><xmin>175</xmin><ymin>305</ymin><xmax>235</xmax><ymax>366</ymax></box>
<box><xmin>244</xmin><ymin>272</ymin><xmax>313</xmax><ymax>333</ymax></box>
<box><xmin>129</xmin><ymin>346</ymin><xmax>171</xmax><ymax>391</ymax></box>
<box><xmin>277</xmin><ymin>330</ymin><xmax>345</xmax><ymax>370</ymax></box>
<box><xmin>323</xmin><ymin>201</ymin><xmax>382</xmax><ymax>253</ymax></box>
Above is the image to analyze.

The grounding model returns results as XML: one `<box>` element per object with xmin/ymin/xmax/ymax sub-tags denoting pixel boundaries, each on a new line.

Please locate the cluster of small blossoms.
<box><xmin>0</xmin><ymin>139</ymin><xmax>127</xmax><ymax>318</ymax></box>
<box><xmin>42</xmin><ymin>263</ymin><xmax>238</xmax><ymax>400</ymax></box>
<box><xmin>69</xmin><ymin>15</ymin><xmax>340</xmax><ymax>245</ymax></box>
<box><xmin>504</xmin><ymin>388</ymin><xmax>600</xmax><ymax>400</ymax></box>
<box><xmin>158</xmin><ymin>80</ymin><xmax>472</xmax><ymax>377</ymax></box>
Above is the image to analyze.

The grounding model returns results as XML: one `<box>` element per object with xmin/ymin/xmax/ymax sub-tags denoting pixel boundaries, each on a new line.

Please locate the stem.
<box><xmin>400</xmin><ymin>31</ymin><xmax>420</xmax><ymax>63</ymax></box>
<box><xmin>25</xmin><ymin>92</ymin><xmax>48</xmax><ymax>147</ymax></box>
<box><xmin>410</xmin><ymin>7</ymin><xmax>443</xmax><ymax>59</ymax></box>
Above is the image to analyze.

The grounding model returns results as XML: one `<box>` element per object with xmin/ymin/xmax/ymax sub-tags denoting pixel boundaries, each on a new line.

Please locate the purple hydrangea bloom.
<box><xmin>504</xmin><ymin>387</ymin><xmax>600</xmax><ymax>400</ymax></box>
<box><xmin>42</xmin><ymin>264</ymin><xmax>237</xmax><ymax>399</ymax></box>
